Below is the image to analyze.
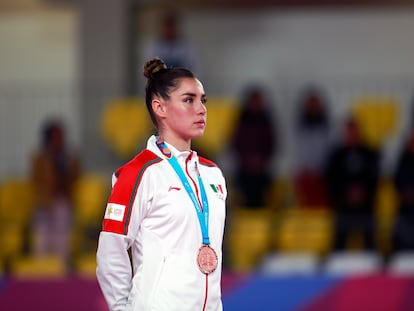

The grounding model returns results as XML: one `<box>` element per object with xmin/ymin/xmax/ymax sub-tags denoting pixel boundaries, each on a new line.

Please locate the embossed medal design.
<box><xmin>197</xmin><ymin>245</ymin><xmax>218</xmax><ymax>274</ymax></box>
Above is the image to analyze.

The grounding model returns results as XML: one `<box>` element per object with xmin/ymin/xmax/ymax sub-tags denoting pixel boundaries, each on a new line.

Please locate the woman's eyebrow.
<box><xmin>181</xmin><ymin>92</ymin><xmax>197</xmax><ymax>97</ymax></box>
<box><xmin>181</xmin><ymin>92</ymin><xmax>206</xmax><ymax>98</ymax></box>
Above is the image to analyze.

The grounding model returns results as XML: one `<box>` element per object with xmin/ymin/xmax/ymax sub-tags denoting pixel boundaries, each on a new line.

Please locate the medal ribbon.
<box><xmin>156</xmin><ymin>139</ymin><xmax>210</xmax><ymax>245</ymax></box>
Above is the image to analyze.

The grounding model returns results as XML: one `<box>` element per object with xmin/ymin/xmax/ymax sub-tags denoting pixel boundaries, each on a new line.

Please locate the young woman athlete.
<box><xmin>96</xmin><ymin>58</ymin><xmax>227</xmax><ymax>311</ymax></box>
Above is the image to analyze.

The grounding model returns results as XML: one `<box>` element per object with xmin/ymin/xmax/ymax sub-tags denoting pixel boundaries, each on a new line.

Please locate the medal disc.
<box><xmin>197</xmin><ymin>245</ymin><xmax>218</xmax><ymax>274</ymax></box>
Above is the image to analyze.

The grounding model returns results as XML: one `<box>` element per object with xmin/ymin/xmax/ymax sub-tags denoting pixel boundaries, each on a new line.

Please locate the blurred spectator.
<box><xmin>230</xmin><ymin>85</ymin><xmax>277</xmax><ymax>208</ymax></box>
<box><xmin>294</xmin><ymin>87</ymin><xmax>330</xmax><ymax>207</ymax></box>
<box><xmin>143</xmin><ymin>10</ymin><xmax>201</xmax><ymax>73</ymax></box>
<box><xmin>325</xmin><ymin>117</ymin><xmax>380</xmax><ymax>250</ymax></box>
<box><xmin>392</xmin><ymin>128</ymin><xmax>414</xmax><ymax>251</ymax></box>
<box><xmin>30</xmin><ymin>119</ymin><xmax>81</xmax><ymax>265</ymax></box>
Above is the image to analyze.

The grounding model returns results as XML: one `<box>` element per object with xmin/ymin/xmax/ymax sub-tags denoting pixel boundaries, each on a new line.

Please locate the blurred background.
<box><xmin>1</xmin><ymin>0</ymin><xmax>414</xmax><ymax>310</ymax></box>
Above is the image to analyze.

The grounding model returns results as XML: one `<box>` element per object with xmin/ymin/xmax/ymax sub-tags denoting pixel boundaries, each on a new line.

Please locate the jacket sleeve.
<box><xmin>96</xmin><ymin>169</ymin><xmax>136</xmax><ymax>311</ymax></box>
<box><xmin>96</xmin><ymin>152</ymin><xmax>159</xmax><ymax>310</ymax></box>
<box><xmin>96</xmin><ymin>231</ymin><xmax>132</xmax><ymax>311</ymax></box>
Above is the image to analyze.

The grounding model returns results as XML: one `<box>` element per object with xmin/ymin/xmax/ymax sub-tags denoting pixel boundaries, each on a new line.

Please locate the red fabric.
<box><xmin>102</xmin><ymin>150</ymin><xmax>161</xmax><ymax>235</ymax></box>
<box><xmin>199</xmin><ymin>156</ymin><xmax>218</xmax><ymax>168</ymax></box>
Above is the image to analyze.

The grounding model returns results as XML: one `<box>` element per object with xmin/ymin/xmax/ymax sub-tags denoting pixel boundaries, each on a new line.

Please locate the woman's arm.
<box><xmin>96</xmin><ymin>231</ymin><xmax>132</xmax><ymax>311</ymax></box>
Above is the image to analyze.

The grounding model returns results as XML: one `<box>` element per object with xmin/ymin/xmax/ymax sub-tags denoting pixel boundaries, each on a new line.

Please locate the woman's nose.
<box><xmin>197</xmin><ymin>101</ymin><xmax>207</xmax><ymax>114</ymax></box>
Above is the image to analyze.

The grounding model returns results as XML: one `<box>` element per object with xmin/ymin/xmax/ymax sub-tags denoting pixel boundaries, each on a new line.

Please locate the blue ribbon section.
<box><xmin>157</xmin><ymin>140</ymin><xmax>210</xmax><ymax>245</ymax></box>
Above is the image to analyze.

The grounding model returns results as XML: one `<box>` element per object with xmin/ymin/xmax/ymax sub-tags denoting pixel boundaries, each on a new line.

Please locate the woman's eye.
<box><xmin>185</xmin><ymin>98</ymin><xmax>193</xmax><ymax>104</ymax></box>
<box><xmin>201</xmin><ymin>98</ymin><xmax>207</xmax><ymax>105</ymax></box>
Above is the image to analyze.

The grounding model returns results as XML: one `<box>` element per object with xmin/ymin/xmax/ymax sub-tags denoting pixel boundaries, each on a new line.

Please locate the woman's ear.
<box><xmin>152</xmin><ymin>98</ymin><xmax>167</xmax><ymax>118</ymax></box>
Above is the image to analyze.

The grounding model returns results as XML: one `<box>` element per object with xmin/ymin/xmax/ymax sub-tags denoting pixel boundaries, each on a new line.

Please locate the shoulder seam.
<box><xmin>198</xmin><ymin>156</ymin><xmax>218</xmax><ymax>168</ymax></box>
<box><xmin>123</xmin><ymin>151</ymin><xmax>162</xmax><ymax>235</ymax></box>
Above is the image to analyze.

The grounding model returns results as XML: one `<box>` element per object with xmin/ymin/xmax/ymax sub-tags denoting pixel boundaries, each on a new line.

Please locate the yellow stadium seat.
<box><xmin>195</xmin><ymin>97</ymin><xmax>239</xmax><ymax>157</ymax></box>
<box><xmin>73</xmin><ymin>173</ymin><xmax>109</xmax><ymax>227</ymax></box>
<box><xmin>73</xmin><ymin>253</ymin><xmax>97</xmax><ymax>278</ymax></box>
<box><xmin>0</xmin><ymin>178</ymin><xmax>34</xmax><ymax>226</ymax></box>
<box><xmin>225</xmin><ymin>208</ymin><xmax>273</xmax><ymax>272</ymax></box>
<box><xmin>275</xmin><ymin>207</ymin><xmax>334</xmax><ymax>256</ymax></box>
<box><xmin>0</xmin><ymin>224</ymin><xmax>25</xmax><ymax>262</ymax></box>
<box><xmin>11</xmin><ymin>255</ymin><xmax>67</xmax><ymax>279</ymax></box>
<box><xmin>375</xmin><ymin>177</ymin><xmax>398</xmax><ymax>255</ymax></box>
<box><xmin>266</xmin><ymin>178</ymin><xmax>295</xmax><ymax>210</ymax></box>
<box><xmin>0</xmin><ymin>178</ymin><xmax>34</xmax><ymax>261</ymax></box>
<box><xmin>101</xmin><ymin>97</ymin><xmax>151</xmax><ymax>158</ymax></box>
<box><xmin>71</xmin><ymin>173</ymin><xmax>109</xmax><ymax>255</ymax></box>
<box><xmin>352</xmin><ymin>96</ymin><xmax>399</xmax><ymax>149</ymax></box>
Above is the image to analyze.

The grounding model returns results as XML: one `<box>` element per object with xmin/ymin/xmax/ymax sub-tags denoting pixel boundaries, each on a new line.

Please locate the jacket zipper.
<box><xmin>185</xmin><ymin>153</ymin><xmax>209</xmax><ymax>311</ymax></box>
<box><xmin>185</xmin><ymin>153</ymin><xmax>203</xmax><ymax>212</ymax></box>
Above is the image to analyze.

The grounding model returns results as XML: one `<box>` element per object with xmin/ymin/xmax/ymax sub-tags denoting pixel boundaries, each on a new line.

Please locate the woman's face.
<box><xmin>156</xmin><ymin>77</ymin><xmax>207</xmax><ymax>146</ymax></box>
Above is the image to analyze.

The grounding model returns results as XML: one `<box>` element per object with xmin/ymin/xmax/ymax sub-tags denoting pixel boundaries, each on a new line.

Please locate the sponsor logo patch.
<box><xmin>104</xmin><ymin>203</ymin><xmax>125</xmax><ymax>221</ymax></box>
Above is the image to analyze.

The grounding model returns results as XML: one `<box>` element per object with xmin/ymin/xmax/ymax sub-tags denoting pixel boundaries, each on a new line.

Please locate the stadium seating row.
<box><xmin>0</xmin><ymin>173</ymin><xmax>109</xmax><ymax>276</ymax></box>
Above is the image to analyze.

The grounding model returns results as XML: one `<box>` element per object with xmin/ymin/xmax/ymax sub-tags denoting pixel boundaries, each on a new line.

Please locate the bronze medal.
<box><xmin>197</xmin><ymin>245</ymin><xmax>218</xmax><ymax>274</ymax></box>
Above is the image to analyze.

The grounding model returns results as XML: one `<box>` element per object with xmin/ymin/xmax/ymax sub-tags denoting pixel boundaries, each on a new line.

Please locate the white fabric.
<box><xmin>96</xmin><ymin>135</ymin><xmax>227</xmax><ymax>311</ymax></box>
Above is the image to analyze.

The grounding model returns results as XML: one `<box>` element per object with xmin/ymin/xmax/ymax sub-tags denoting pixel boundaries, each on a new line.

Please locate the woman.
<box><xmin>96</xmin><ymin>58</ymin><xmax>227</xmax><ymax>311</ymax></box>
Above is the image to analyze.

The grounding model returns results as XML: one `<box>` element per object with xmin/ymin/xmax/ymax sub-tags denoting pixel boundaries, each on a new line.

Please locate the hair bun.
<box><xmin>143</xmin><ymin>58</ymin><xmax>167</xmax><ymax>79</ymax></box>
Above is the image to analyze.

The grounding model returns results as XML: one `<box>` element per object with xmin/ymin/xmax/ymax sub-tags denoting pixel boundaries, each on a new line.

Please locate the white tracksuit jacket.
<box><xmin>96</xmin><ymin>135</ymin><xmax>227</xmax><ymax>311</ymax></box>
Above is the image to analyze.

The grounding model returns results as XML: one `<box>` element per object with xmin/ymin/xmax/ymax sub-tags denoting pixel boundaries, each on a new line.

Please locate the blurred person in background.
<box><xmin>392</xmin><ymin>128</ymin><xmax>414</xmax><ymax>251</ymax></box>
<box><xmin>143</xmin><ymin>10</ymin><xmax>201</xmax><ymax>73</ymax></box>
<box><xmin>96</xmin><ymin>58</ymin><xmax>227</xmax><ymax>311</ymax></box>
<box><xmin>294</xmin><ymin>86</ymin><xmax>330</xmax><ymax>208</ymax></box>
<box><xmin>30</xmin><ymin>119</ymin><xmax>81</xmax><ymax>266</ymax></box>
<box><xmin>325</xmin><ymin>117</ymin><xmax>380</xmax><ymax>250</ymax></box>
<box><xmin>230</xmin><ymin>85</ymin><xmax>277</xmax><ymax>208</ymax></box>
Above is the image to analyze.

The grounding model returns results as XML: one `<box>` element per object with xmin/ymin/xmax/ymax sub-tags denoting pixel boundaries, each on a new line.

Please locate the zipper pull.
<box><xmin>195</xmin><ymin>161</ymin><xmax>201</xmax><ymax>177</ymax></box>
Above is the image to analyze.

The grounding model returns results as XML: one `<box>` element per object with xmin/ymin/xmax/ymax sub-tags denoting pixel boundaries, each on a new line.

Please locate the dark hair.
<box><xmin>143</xmin><ymin>58</ymin><xmax>195</xmax><ymax>130</ymax></box>
<box><xmin>42</xmin><ymin>119</ymin><xmax>64</xmax><ymax>148</ymax></box>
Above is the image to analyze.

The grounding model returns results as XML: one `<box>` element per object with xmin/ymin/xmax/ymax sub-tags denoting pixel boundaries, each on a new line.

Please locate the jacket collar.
<box><xmin>147</xmin><ymin>135</ymin><xmax>198</xmax><ymax>166</ymax></box>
